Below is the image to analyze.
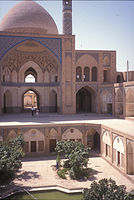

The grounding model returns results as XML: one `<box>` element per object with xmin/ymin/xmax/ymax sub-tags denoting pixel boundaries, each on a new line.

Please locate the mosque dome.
<box><xmin>0</xmin><ymin>0</ymin><xmax>58</xmax><ymax>34</ymax></box>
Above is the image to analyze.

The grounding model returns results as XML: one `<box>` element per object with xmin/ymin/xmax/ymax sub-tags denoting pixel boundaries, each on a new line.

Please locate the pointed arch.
<box><xmin>3</xmin><ymin>67</ymin><xmax>11</xmax><ymax>82</ymax></box>
<box><xmin>92</xmin><ymin>66</ymin><xmax>97</xmax><ymax>81</ymax></box>
<box><xmin>49</xmin><ymin>66</ymin><xmax>58</xmax><ymax>83</ymax></box>
<box><xmin>100</xmin><ymin>90</ymin><xmax>112</xmax><ymax>114</ymax></box>
<box><xmin>62</xmin><ymin>128</ymin><xmax>82</xmax><ymax>142</ymax></box>
<box><xmin>126</xmin><ymin>88</ymin><xmax>134</xmax><ymax>103</ymax></box>
<box><xmin>23</xmin><ymin>89</ymin><xmax>40</xmax><ymax>111</ymax></box>
<box><xmin>76</xmin><ymin>86</ymin><xmax>97</xmax><ymax>113</ymax></box>
<box><xmin>49</xmin><ymin>128</ymin><xmax>58</xmax><ymax>139</ymax></box>
<box><xmin>3</xmin><ymin>90</ymin><xmax>12</xmax><ymax>113</ymax></box>
<box><xmin>49</xmin><ymin>128</ymin><xmax>58</xmax><ymax>152</ymax></box>
<box><xmin>44</xmin><ymin>70</ymin><xmax>50</xmax><ymax>83</ymax></box>
<box><xmin>127</xmin><ymin>142</ymin><xmax>133</xmax><ymax>175</ymax></box>
<box><xmin>113</xmin><ymin>137</ymin><xmax>124</xmax><ymax>154</ymax></box>
<box><xmin>8</xmin><ymin>130</ymin><xmax>17</xmax><ymax>139</ymax></box>
<box><xmin>25</xmin><ymin>67</ymin><xmax>37</xmax><ymax>83</ymax></box>
<box><xmin>113</xmin><ymin>136</ymin><xmax>124</xmax><ymax>167</ymax></box>
<box><xmin>49</xmin><ymin>90</ymin><xmax>57</xmax><ymax>112</ymax></box>
<box><xmin>115</xmin><ymin>88</ymin><xmax>123</xmax><ymax>115</ymax></box>
<box><xmin>19</xmin><ymin>61</ymin><xmax>43</xmax><ymax>82</ymax></box>
<box><xmin>84</xmin><ymin>66</ymin><xmax>90</xmax><ymax>81</ymax></box>
<box><xmin>126</xmin><ymin>88</ymin><xmax>134</xmax><ymax>116</ymax></box>
<box><xmin>0</xmin><ymin>37</ymin><xmax>62</xmax><ymax>65</ymax></box>
<box><xmin>76</xmin><ymin>66</ymin><xmax>82</xmax><ymax>82</ymax></box>
<box><xmin>93</xmin><ymin>132</ymin><xmax>100</xmax><ymax>153</ymax></box>
<box><xmin>23</xmin><ymin>129</ymin><xmax>45</xmax><ymax>153</ymax></box>
<box><xmin>11</xmin><ymin>70</ymin><xmax>17</xmax><ymax>82</ymax></box>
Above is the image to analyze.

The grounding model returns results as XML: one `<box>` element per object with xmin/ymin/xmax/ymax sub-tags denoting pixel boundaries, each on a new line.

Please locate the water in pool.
<box><xmin>6</xmin><ymin>190</ymin><xmax>83</xmax><ymax>200</ymax></box>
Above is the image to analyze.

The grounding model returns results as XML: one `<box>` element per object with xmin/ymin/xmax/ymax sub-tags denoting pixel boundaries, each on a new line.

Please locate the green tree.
<box><xmin>0</xmin><ymin>134</ymin><xmax>25</xmax><ymax>184</ymax></box>
<box><xmin>55</xmin><ymin>140</ymin><xmax>90</xmax><ymax>180</ymax></box>
<box><xmin>83</xmin><ymin>178</ymin><xmax>134</xmax><ymax>200</ymax></box>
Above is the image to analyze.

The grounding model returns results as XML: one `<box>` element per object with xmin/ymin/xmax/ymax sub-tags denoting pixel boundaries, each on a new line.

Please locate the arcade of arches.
<box><xmin>1</xmin><ymin>124</ymin><xmax>133</xmax><ymax>176</ymax></box>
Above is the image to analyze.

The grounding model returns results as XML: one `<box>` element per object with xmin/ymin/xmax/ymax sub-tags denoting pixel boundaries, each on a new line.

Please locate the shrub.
<box><xmin>83</xmin><ymin>178</ymin><xmax>133</xmax><ymax>200</ymax></box>
<box><xmin>56</xmin><ymin>140</ymin><xmax>90</xmax><ymax>180</ymax></box>
<box><xmin>63</xmin><ymin>160</ymin><xmax>71</xmax><ymax>169</ymax></box>
<box><xmin>69</xmin><ymin>167</ymin><xmax>88</xmax><ymax>180</ymax></box>
<box><xmin>0</xmin><ymin>134</ymin><xmax>25</xmax><ymax>184</ymax></box>
<box><xmin>57</xmin><ymin>168</ymin><xmax>68</xmax><ymax>179</ymax></box>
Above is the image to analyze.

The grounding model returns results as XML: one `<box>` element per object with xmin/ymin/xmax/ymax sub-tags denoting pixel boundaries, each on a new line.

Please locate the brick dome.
<box><xmin>0</xmin><ymin>0</ymin><xmax>58</xmax><ymax>34</ymax></box>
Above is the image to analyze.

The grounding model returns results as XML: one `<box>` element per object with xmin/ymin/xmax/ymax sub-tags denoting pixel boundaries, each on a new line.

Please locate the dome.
<box><xmin>0</xmin><ymin>0</ymin><xmax>58</xmax><ymax>35</ymax></box>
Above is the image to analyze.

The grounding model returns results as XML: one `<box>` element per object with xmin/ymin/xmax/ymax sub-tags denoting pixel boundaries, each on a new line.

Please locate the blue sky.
<box><xmin>0</xmin><ymin>0</ymin><xmax>134</xmax><ymax>71</ymax></box>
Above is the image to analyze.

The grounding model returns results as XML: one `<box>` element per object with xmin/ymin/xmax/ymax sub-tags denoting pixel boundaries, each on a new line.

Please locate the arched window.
<box><xmin>25</xmin><ymin>68</ymin><xmax>37</xmax><ymax>83</ymax></box>
<box><xmin>117</xmin><ymin>75</ymin><xmax>121</xmax><ymax>83</ymax></box>
<box><xmin>84</xmin><ymin>67</ymin><xmax>89</xmax><ymax>81</ymax></box>
<box><xmin>76</xmin><ymin>66</ymin><xmax>82</xmax><ymax>82</ymax></box>
<box><xmin>92</xmin><ymin>66</ymin><xmax>97</xmax><ymax>81</ymax></box>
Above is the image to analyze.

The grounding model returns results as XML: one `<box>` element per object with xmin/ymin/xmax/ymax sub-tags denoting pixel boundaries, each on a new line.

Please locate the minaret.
<box><xmin>63</xmin><ymin>0</ymin><xmax>72</xmax><ymax>35</ymax></box>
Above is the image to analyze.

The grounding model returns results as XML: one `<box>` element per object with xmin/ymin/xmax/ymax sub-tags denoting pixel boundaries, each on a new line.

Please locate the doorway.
<box><xmin>93</xmin><ymin>132</ymin><xmax>100</xmax><ymax>153</ymax></box>
<box><xmin>31</xmin><ymin>141</ymin><xmax>36</xmax><ymax>152</ymax></box>
<box><xmin>76</xmin><ymin>87</ymin><xmax>92</xmax><ymax>113</ymax></box>
<box><xmin>50</xmin><ymin>139</ymin><xmax>56</xmax><ymax>152</ymax></box>
<box><xmin>107</xmin><ymin>103</ymin><xmax>112</xmax><ymax>114</ymax></box>
<box><xmin>23</xmin><ymin>90</ymin><xmax>39</xmax><ymax>111</ymax></box>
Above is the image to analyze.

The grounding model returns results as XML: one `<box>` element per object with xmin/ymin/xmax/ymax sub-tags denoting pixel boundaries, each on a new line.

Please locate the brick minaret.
<box><xmin>63</xmin><ymin>0</ymin><xmax>72</xmax><ymax>35</ymax></box>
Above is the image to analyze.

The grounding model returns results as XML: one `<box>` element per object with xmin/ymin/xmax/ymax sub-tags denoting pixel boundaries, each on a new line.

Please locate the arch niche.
<box><xmin>23</xmin><ymin>89</ymin><xmax>40</xmax><ymax>111</ymax></box>
<box><xmin>62</xmin><ymin>128</ymin><xmax>83</xmax><ymax>143</ymax></box>
<box><xmin>126</xmin><ymin>88</ymin><xmax>134</xmax><ymax>116</ymax></box>
<box><xmin>93</xmin><ymin>132</ymin><xmax>100</xmax><ymax>153</ymax></box>
<box><xmin>23</xmin><ymin>129</ymin><xmax>45</xmax><ymax>153</ymax></box>
<box><xmin>100</xmin><ymin>90</ymin><xmax>112</xmax><ymax>114</ymax></box>
<box><xmin>49</xmin><ymin>128</ymin><xmax>58</xmax><ymax>152</ymax></box>
<box><xmin>3</xmin><ymin>90</ymin><xmax>12</xmax><ymax>113</ymax></box>
<box><xmin>127</xmin><ymin>142</ymin><xmax>134</xmax><ymax>175</ymax></box>
<box><xmin>76</xmin><ymin>86</ymin><xmax>96</xmax><ymax>113</ymax></box>
<box><xmin>113</xmin><ymin>136</ymin><xmax>124</xmax><ymax>167</ymax></box>
<box><xmin>49</xmin><ymin>90</ymin><xmax>57</xmax><ymax>112</ymax></box>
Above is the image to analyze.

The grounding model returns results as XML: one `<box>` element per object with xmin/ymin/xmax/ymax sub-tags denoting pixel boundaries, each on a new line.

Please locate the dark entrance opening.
<box><xmin>50</xmin><ymin>139</ymin><xmax>56</xmax><ymax>152</ymax></box>
<box><xmin>76</xmin><ymin>88</ymin><xmax>92</xmax><ymax>113</ymax></box>
<box><xmin>31</xmin><ymin>141</ymin><xmax>36</xmax><ymax>152</ymax></box>
<box><xmin>93</xmin><ymin>132</ymin><xmax>100</xmax><ymax>153</ymax></box>
<box><xmin>107</xmin><ymin>103</ymin><xmax>112</xmax><ymax>114</ymax></box>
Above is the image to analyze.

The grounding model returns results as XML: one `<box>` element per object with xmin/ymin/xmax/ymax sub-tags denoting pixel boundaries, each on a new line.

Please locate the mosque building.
<box><xmin>0</xmin><ymin>0</ymin><xmax>134</xmax><ymax>177</ymax></box>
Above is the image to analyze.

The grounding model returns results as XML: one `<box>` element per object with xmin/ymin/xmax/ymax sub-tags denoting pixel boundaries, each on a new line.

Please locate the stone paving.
<box><xmin>12</xmin><ymin>155</ymin><xmax>134</xmax><ymax>192</ymax></box>
<box><xmin>0</xmin><ymin>113</ymin><xmax>134</xmax><ymax>138</ymax></box>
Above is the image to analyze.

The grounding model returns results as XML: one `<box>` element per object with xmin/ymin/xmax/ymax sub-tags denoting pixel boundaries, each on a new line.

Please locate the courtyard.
<box><xmin>0</xmin><ymin>153</ymin><xmax>134</xmax><ymax>199</ymax></box>
<box><xmin>0</xmin><ymin>113</ymin><xmax>134</xmax><ymax>199</ymax></box>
